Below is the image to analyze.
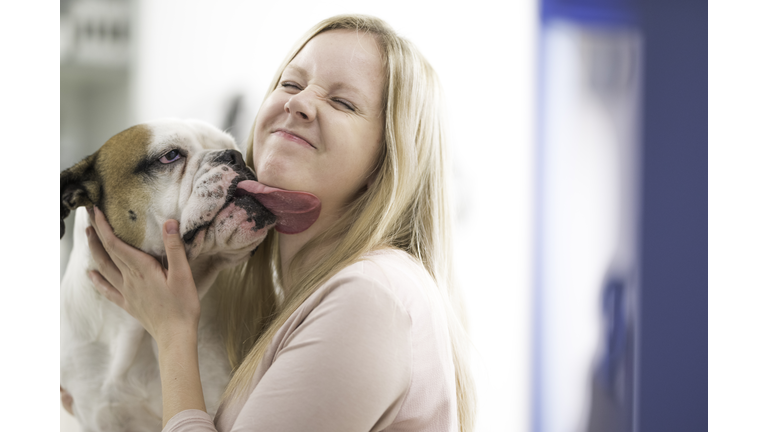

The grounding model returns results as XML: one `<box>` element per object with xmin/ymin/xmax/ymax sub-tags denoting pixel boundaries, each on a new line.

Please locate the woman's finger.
<box><xmin>162</xmin><ymin>220</ymin><xmax>193</xmax><ymax>287</ymax></box>
<box><xmin>91</xmin><ymin>206</ymin><xmax>156</xmax><ymax>271</ymax></box>
<box><xmin>89</xmin><ymin>270</ymin><xmax>129</xmax><ymax>312</ymax></box>
<box><xmin>86</xmin><ymin>226</ymin><xmax>124</xmax><ymax>288</ymax></box>
<box><xmin>88</xmin><ymin>207</ymin><xmax>128</xmax><ymax>271</ymax></box>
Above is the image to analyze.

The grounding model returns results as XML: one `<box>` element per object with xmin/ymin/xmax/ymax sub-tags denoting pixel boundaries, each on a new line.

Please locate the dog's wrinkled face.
<box><xmin>61</xmin><ymin>119</ymin><xmax>275</xmax><ymax>270</ymax></box>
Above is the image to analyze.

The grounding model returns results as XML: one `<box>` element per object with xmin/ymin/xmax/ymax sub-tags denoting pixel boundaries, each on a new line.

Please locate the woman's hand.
<box><xmin>86</xmin><ymin>206</ymin><xmax>200</xmax><ymax>347</ymax></box>
<box><xmin>87</xmin><ymin>207</ymin><xmax>208</xmax><ymax>423</ymax></box>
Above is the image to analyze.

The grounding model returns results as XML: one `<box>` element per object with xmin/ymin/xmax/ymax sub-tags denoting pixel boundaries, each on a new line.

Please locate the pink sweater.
<box><xmin>163</xmin><ymin>248</ymin><xmax>458</xmax><ymax>432</ymax></box>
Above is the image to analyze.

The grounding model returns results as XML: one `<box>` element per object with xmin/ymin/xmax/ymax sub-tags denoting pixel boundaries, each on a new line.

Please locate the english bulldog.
<box><xmin>59</xmin><ymin>119</ymin><xmax>320</xmax><ymax>432</ymax></box>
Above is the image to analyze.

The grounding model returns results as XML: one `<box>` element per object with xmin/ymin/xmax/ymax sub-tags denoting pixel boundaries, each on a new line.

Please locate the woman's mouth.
<box><xmin>274</xmin><ymin>129</ymin><xmax>316</xmax><ymax>149</ymax></box>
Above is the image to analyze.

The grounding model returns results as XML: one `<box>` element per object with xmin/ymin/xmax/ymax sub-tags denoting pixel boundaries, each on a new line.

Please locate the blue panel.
<box><xmin>637</xmin><ymin>0</ymin><xmax>708</xmax><ymax>430</ymax></box>
<box><xmin>541</xmin><ymin>0</ymin><xmax>638</xmax><ymax>25</ymax></box>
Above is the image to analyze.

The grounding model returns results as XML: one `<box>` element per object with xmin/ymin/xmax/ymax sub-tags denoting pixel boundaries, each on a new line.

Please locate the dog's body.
<box><xmin>60</xmin><ymin>119</ymin><xmax>319</xmax><ymax>432</ymax></box>
<box><xmin>61</xmin><ymin>208</ymin><xmax>232</xmax><ymax>431</ymax></box>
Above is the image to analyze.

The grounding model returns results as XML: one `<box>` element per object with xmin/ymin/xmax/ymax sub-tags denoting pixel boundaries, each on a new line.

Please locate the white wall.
<box><xmin>61</xmin><ymin>1</ymin><xmax>535</xmax><ymax>430</ymax></box>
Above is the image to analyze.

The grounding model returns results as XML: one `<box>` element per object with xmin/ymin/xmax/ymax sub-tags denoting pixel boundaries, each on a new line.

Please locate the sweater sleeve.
<box><xmin>164</xmin><ymin>410</ymin><xmax>217</xmax><ymax>432</ymax></box>
<box><xmin>165</xmin><ymin>271</ymin><xmax>413</xmax><ymax>432</ymax></box>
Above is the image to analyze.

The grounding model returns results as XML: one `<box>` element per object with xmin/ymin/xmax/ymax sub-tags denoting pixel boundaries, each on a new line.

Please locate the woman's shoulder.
<box><xmin>293</xmin><ymin>250</ymin><xmax>419</xmax><ymax>349</ymax></box>
<box><xmin>341</xmin><ymin>248</ymin><xmax>428</xmax><ymax>278</ymax></box>
<box><xmin>328</xmin><ymin>248</ymin><xmax>433</xmax><ymax>291</ymax></box>
<box><xmin>319</xmin><ymin>248</ymin><xmax>442</xmax><ymax>320</ymax></box>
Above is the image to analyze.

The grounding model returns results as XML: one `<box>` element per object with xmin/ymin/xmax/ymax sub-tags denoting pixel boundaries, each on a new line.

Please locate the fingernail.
<box><xmin>166</xmin><ymin>220</ymin><xmax>179</xmax><ymax>235</ymax></box>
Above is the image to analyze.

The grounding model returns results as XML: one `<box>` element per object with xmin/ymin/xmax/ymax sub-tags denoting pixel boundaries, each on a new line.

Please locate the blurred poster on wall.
<box><xmin>533</xmin><ymin>1</ymin><xmax>641</xmax><ymax>431</ymax></box>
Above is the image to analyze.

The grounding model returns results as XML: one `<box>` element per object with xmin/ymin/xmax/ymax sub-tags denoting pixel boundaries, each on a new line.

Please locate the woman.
<box><xmin>84</xmin><ymin>14</ymin><xmax>476</xmax><ymax>432</ymax></box>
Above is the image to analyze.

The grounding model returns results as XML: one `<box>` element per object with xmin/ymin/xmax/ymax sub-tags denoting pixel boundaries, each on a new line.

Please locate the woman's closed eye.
<box><xmin>281</xmin><ymin>81</ymin><xmax>302</xmax><ymax>91</ymax></box>
<box><xmin>332</xmin><ymin>98</ymin><xmax>356</xmax><ymax>112</ymax></box>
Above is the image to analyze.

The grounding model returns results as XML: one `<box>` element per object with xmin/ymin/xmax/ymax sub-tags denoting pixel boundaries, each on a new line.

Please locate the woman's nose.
<box><xmin>284</xmin><ymin>91</ymin><xmax>316</xmax><ymax>122</ymax></box>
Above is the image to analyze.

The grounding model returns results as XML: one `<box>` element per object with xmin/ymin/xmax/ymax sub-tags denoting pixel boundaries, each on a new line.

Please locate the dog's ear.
<box><xmin>60</xmin><ymin>152</ymin><xmax>101</xmax><ymax>239</ymax></box>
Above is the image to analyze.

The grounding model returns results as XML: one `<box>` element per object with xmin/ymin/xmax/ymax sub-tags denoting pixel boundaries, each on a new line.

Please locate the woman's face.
<box><xmin>252</xmin><ymin>29</ymin><xmax>385</xmax><ymax>220</ymax></box>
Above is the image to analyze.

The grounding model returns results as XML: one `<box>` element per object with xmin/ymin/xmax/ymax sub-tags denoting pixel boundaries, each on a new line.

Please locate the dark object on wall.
<box><xmin>585</xmin><ymin>275</ymin><xmax>635</xmax><ymax>432</ymax></box>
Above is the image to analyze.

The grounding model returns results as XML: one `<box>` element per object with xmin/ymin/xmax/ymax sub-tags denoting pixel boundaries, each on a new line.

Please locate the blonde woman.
<box><xmin>85</xmin><ymin>14</ymin><xmax>476</xmax><ymax>432</ymax></box>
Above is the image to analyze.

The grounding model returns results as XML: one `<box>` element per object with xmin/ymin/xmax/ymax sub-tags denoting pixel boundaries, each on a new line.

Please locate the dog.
<box><xmin>60</xmin><ymin>119</ymin><xmax>320</xmax><ymax>432</ymax></box>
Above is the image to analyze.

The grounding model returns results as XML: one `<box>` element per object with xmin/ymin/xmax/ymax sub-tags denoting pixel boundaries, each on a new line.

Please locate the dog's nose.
<box><xmin>214</xmin><ymin>149</ymin><xmax>246</xmax><ymax>170</ymax></box>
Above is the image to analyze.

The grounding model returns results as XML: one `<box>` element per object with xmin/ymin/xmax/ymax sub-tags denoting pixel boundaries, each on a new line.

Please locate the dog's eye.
<box><xmin>159</xmin><ymin>150</ymin><xmax>181</xmax><ymax>164</ymax></box>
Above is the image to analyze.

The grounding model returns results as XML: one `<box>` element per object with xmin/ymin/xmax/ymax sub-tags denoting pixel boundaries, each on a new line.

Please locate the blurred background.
<box><xmin>58</xmin><ymin>0</ymin><xmax>706</xmax><ymax>431</ymax></box>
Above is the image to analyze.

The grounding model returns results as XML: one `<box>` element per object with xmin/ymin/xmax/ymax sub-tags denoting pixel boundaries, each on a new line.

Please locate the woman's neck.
<box><xmin>278</xmin><ymin>232</ymin><xmax>308</xmax><ymax>281</ymax></box>
<box><xmin>278</xmin><ymin>210</ymin><xmax>336</xmax><ymax>289</ymax></box>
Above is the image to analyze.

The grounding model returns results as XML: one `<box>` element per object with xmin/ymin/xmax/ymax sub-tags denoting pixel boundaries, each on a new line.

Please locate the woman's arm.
<box><xmin>156</xmin><ymin>329</ymin><xmax>207</xmax><ymax>427</ymax></box>
<box><xmin>86</xmin><ymin>206</ymin><xmax>208</xmax><ymax>426</ymax></box>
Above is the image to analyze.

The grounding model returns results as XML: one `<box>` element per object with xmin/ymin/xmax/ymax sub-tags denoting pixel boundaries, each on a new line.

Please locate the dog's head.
<box><xmin>60</xmin><ymin>119</ymin><xmax>320</xmax><ymax>270</ymax></box>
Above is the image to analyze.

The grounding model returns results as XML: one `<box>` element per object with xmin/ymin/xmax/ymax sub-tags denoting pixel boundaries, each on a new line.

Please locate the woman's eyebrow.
<box><xmin>283</xmin><ymin>64</ymin><xmax>307</xmax><ymax>77</ymax></box>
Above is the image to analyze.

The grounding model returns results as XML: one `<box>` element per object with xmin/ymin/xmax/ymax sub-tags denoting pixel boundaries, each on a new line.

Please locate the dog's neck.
<box><xmin>188</xmin><ymin>255</ymin><xmax>227</xmax><ymax>299</ymax></box>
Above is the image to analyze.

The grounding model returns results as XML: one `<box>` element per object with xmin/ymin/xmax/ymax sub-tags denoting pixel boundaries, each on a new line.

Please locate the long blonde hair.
<box><xmin>215</xmin><ymin>14</ymin><xmax>476</xmax><ymax>431</ymax></box>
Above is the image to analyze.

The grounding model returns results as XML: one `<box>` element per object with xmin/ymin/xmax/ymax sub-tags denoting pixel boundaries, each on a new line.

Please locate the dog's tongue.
<box><xmin>235</xmin><ymin>180</ymin><xmax>321</xmax><ymax>234</ymax></box>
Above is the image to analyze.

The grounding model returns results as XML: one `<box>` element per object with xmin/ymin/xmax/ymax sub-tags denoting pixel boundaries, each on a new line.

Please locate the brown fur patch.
<box><xmin>95</xmin><ymin>125</ymin><xmax>153</xmax><ymax>248</ymax></box>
